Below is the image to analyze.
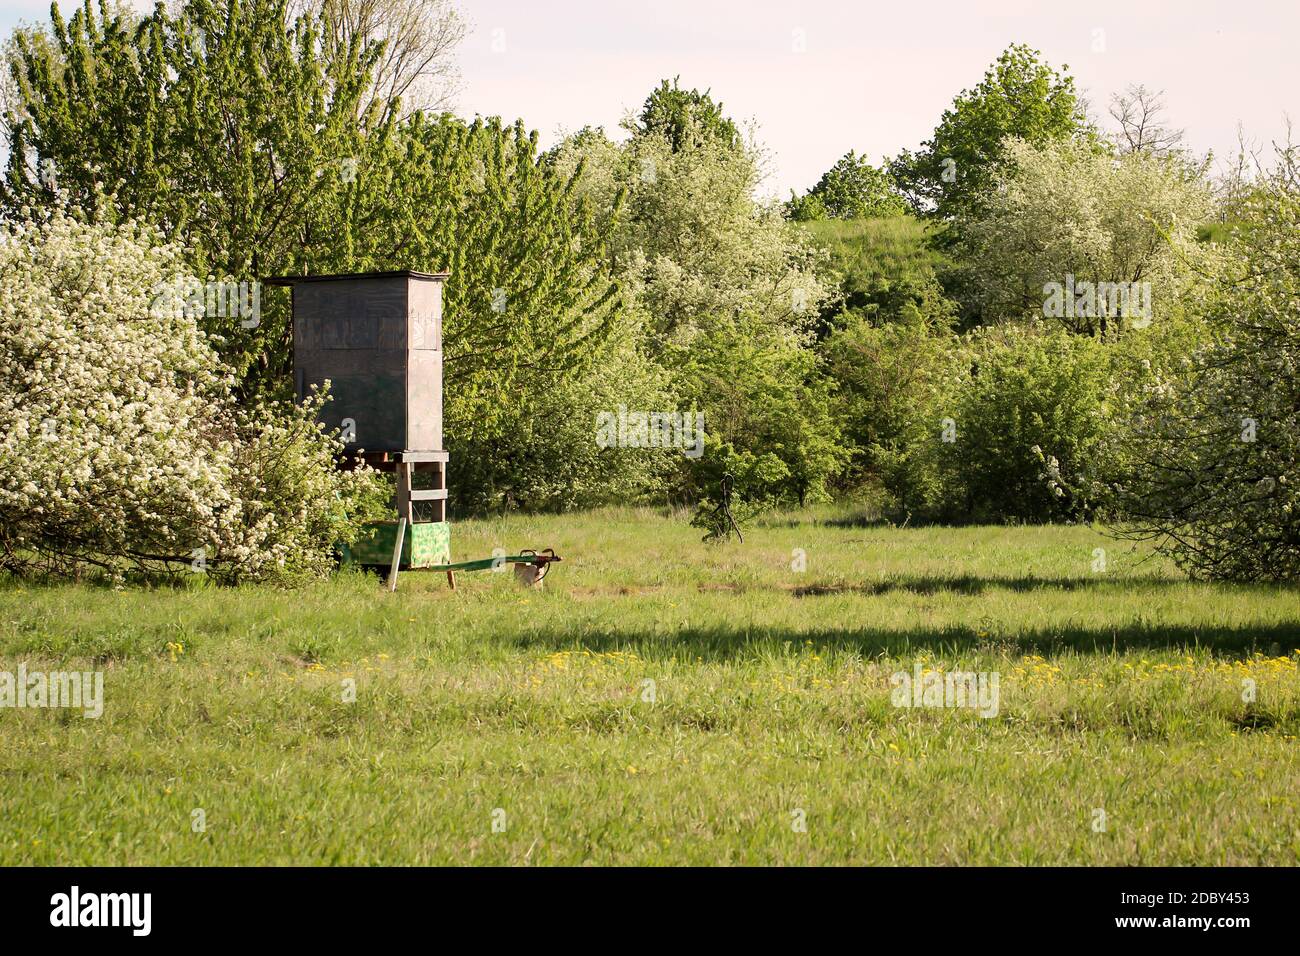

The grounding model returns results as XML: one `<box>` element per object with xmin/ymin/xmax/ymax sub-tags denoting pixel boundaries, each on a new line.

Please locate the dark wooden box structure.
<box><xmin>266</xmin><ymin>270</ymin><xmax>449</xmax><ymax>527</ymax></box>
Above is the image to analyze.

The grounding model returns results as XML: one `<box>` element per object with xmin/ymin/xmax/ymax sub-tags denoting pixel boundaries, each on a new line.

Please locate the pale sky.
<box><xmin>4</xmin><ymin>0</ymin><xmax>1296</xmax><ymax>197</ymax></box>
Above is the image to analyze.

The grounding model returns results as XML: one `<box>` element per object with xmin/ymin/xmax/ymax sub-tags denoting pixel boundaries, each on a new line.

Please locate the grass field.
<box><xmin>799</xmin><ymin>214</ymin><xmax>948</xmax><ymax>285</ymax></box>
<box><xmin>2</xmin><ymin>507</ymin><xmax>1298</xmax><ymax>865</ymax></box>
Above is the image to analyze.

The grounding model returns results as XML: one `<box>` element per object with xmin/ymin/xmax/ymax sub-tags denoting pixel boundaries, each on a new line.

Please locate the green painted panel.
<box><xmin>341</xmin><ymin>521</ymin><xmax>450</xmax><ymax>569</ymax></box>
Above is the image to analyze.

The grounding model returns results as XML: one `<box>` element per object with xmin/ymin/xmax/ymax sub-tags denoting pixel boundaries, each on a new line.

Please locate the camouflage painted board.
<box><xmin>341</xmin><ymin>521</ymin><xmax>451</xmax><ymax>569</ymax></box>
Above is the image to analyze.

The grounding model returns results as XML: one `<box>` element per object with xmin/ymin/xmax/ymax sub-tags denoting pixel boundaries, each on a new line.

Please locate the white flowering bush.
<box><xmin>223</xmin><ymin>388</ymin><xmax>389</xmax><ymax>583</ymax></box>
<box><xmin>0</xmin><ymin>210</ymin><xmax>386</xmax><ymax>583</ymax></box>
<box><xmin>1064</xmin><ymin>176</ymin><xmax>1300</xmax><ymax>580</ymax></box>
<box><xmin>955</xmin><ymin>137</ymin><xmax>1213</xmax><ymax>331</ymax></box>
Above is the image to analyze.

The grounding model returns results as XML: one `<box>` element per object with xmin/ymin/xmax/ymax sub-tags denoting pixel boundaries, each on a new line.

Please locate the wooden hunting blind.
<box><xmin>266</xmin><ymin>270</ymin><xmax>451</xmax><ymax>568</ymax></box>
<box><xmin>266</xmin><ymin>269</ymin><xmax>562</xmax><ymax>590</ymax></box>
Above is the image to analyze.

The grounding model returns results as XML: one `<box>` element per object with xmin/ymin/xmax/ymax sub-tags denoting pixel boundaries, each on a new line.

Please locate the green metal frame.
<box><xmin>342</xmin><ymin>517</ymin><xmax>560</xmax><ymax>592</ymax></box>
<box><xmin>431</xmin><ymin>554</ymin><xmax>548</xmax><ymax>572</ymax></box>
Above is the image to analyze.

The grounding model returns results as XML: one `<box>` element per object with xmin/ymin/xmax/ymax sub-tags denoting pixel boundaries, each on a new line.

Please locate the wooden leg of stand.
<box><xmin>446</xmin><ymin>569</ymin><xmax>456</xmax><ymax>591</ymax></box>
<box><xmin>387</xmin><ymin>517</ymin><xmax>406</xmax><ymax>592</ymax></box>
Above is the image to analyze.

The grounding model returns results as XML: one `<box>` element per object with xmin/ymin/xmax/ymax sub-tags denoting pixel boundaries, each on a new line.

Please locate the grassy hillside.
<box><xmin>800</xmin><ymin>214</ymin><xmax>948</xmax><ymax>286</ymax></box>
<box><xmin>2</xmin><ymin>508</ymin><xmax>1297</xmax><ymax>865</ymax></box>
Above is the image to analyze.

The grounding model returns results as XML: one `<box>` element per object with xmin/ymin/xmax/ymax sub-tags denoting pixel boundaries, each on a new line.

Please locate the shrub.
<box><xmin>449</xmin><ymin>325</ymin><xmax>677</xmax><ymax>513</ymax></box>
<box><xmin>223</xmin><ymin>388</ymin><xmax>390</xmax><ymax>583</ymax></box>
<box><xmin>672</xmin><ymin>315</ymin><xmax>848</xmax><ymax>507</ymax></box>
<box><xmin>887</xmin><ymin>324</ymin><xmax>1112</xmax><ymax>523</ymax></box>
<box><xmin>786</xmin><ymin>191</ymin><xmax>828</xmax><ymax>222</ymax></box>
<box><xmin>823</xmin><ymin>308</ymin><xmax>955</xmax><ymax>493</ymax></box>
<box><xmin>1071</xmin><ymin>179</ymin><xmax>1300</xmax><ymax>580</ymax></box>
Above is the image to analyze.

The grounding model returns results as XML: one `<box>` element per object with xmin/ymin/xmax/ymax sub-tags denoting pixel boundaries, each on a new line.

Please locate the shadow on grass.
<box><xmin>757</xmin><ymin>512</ymin><xmax>889</xmax><ymax>530</ymax></box>
<box><xmin>790</xmin><ymin>574</ymin><xmax>1186</xmax><ymax>596</ymax></box>
<box><xmin>497</xmin><ymin>620</ymin><xmax>1300</xmax><ymax>661</ymax></box>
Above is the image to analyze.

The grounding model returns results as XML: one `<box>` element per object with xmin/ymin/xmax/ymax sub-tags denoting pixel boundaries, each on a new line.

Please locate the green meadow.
<box><xmin>1</xmin><ymin>508</ymin><xmax>1297</xmax><ymax>865</ymax></box>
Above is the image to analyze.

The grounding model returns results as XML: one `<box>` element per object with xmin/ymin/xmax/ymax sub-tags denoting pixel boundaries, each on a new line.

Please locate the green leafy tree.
<box><xmin>822</xmin><ymin>296</ymin><xmax>955</xmax><ymax>492</ymax></box>
<box><xmin>890</xmin><ymin>43</ymin><xmax>1093</xmax><ymax>230</ymax></box>
<box><xmin>6</xmin><ymin>1</ymin><xmax>640</xmax><ymax>511</ymax></box>
<box><xmin>347</xmin><ymin>114</ymin><xmax>626</xmax><ymax>455</ymax></box>
<box><xmin>3</xmin><ymin>0</ymin><xmax>390</xmax><ymax>394</ymax></box>
<box><xmin>549</xmin><ymin>95</ymin><xmax>845</xmax><ymax>505</ymax></box>
<box><xmin>885</xmin><ymin>324</ymin><xmax>1112</xmax><ymax>523</ymax></box>
<box><xmin>785</xmin><ymin>190</ymin><xmax>828</xmax><ymax>222</ymax></box>
<box><xmin>676</xmin><ymin>316</ymin><xmax>847</xmax><ymax>507</ymax></box>
<box><xmin>3</xmin><ymin>1</ymin><xmax>621</xmax><ymax>407</ymax></box>
<box><xmin>634</xmin><ymin>76</ymin><xmax>740</xmax><ymax>154</ymax></box>
<box><xmin>789</xmin><ymin>150</ymin><xmax>906</xmax><ymax>221</ymax></box>
<box><xmin>550</xmin><ymin>117</ymin><xmax>828</xmax><ymax>347</ymax></box>
<box><xmin>449</xmin><ymin>319</ymin><xmax>676</xmax><ymax>513</ymax></box>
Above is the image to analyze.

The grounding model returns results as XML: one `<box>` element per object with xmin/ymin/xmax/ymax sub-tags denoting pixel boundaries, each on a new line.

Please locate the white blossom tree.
<box><xmin>0</xmin><ymin>209</ymin><xmax>385</xmax><ymax>582</ymax></box>
<box><xmin>1063</xmin><ymin>164</ymin><xmax>1300</xmax><ymax>580</ymax></box>
<box><xmin>955</xmin><ymin>137</ymin><xmax>1213</xmax><ymax>334</ymax></box>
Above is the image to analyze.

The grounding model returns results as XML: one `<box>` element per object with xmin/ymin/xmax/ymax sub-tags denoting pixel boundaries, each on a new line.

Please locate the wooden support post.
<box><xmin>446</xmin><ymin>569</ymin><xmax>456</xmax><ymax>591</ymax></box>
<box><xmin>434</xmin><ymin>459</ymin><xmax>446</xmax><ymax>523</ymax></box>
<box><xmin>387</xmin><ymin>517</ymin><xmax>406</xmax><ymax>592</ymax></box>
<box><xmin>395</xmin><ymin>461</ymin><xmax>414</xmax><ymax>524</ymax></box>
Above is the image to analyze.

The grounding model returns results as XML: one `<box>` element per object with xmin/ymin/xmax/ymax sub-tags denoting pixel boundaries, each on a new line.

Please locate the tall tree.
<box><xmin>1108</xmin><ymin>83</ymin><xmax>1186</xmax><ymax>156</ymax></box>
<box><xmin>890</xmin><ymin>43</ymin><xmax>1093</xmax><ymax>230</ymax></box>
<box><xmin>788</xmin><ymin>150</ymin><xmax>906</xmax><ymax>221</ymax></box>
<box><xmin>953</xmin><ymin>137</ymin><xmax>1212</xmax><ymax>333</ymax></box>
<box><xmin>548</xmin><ymin>91</ymin><xmax>845</xmax><ymax>504</ymax></box>
<box><xmin>634</xmin><ymin>76</ymin><xmax>741</xmax><ymax>154</ymax></box>
<box><xmin>3</xmin><ymin>0</ymin><xmax>388</xmax><ymax>393</ymax></box>
<box><xmin>1064</xmin><ymin>162</ymin><xmax>1300</xmax><ymax>581</ymax></box>
<box><xmin>295</xmin><ymin>0</ymin><xmax>464</xmax><ymax>120</ymax></box>
<box><xmin>4</xmin><ymin>0</ymin><xmax>622</xmax><ymax>420</ymax></box>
